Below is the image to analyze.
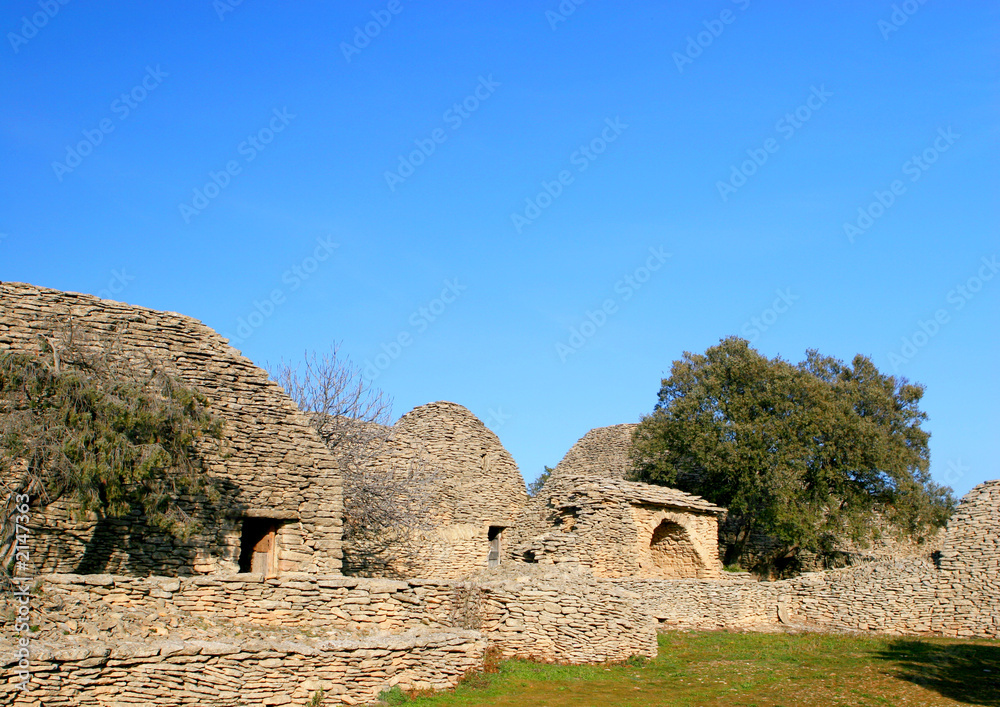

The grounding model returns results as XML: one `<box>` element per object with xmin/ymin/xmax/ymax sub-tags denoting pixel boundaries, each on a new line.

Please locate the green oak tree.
<box><xmin>629</xmin><ymin>337</ymin><xmax>953</xmax><ymax>570</ymax></box>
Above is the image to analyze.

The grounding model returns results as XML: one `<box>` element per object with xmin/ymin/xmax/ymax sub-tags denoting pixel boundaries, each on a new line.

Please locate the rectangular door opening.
<box><xmin>239</xmin><ymin>518</ymin><xmax>279</xmax><ymax>576</ymax></box>
<box><xmin>488</xmin><ymin>526</ymin><xmax>505</xmax><ymax>568</ymax></box>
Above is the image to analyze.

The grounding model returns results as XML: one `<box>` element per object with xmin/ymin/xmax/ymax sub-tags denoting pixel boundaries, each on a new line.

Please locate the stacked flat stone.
<box><xmin>361</xmin><ymin>401</ymin><xmax>529</xmax><ymax>578</ymax></box>
<box><xmin>550</xmin><ymin>424</ymin><xmax>638</xmax><ymax>480</ymax></box>
<box><xmin>617</xmin><ymin>481</ymin><xmax>1000</xmax><ymax>639</ymax></box>
<box><xmin>509</xmin><ymin>473</ymin><xmax>724</xmax><ymax>579</ymax></box>
<box><xmin>0</xmin><ymin>282</ymin><xmax>342</xmax><ymax>576</ymax></box>
<box><xmin>2</xmin><ymin>630</ymin><xmax>485</xmax><ymax>706</ymax></box>
<box><xmin>1</xmin><ymin>571</ymin><xmax>657</xmax><ymax>705</ymax></box>
<box><xmin>550</xmin><ymin>422</ymin><xmax>946</xmax><ymax>571</ymax></box>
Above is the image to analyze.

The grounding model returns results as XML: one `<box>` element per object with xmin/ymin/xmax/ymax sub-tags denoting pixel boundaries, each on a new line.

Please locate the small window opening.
<box><xmin>522</xmin><ymin>550</ymin><xmax>537</xmax><ymax>564</ymax></box>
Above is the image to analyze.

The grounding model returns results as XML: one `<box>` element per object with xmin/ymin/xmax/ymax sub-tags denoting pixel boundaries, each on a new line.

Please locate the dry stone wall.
<box><xmin>359</xmin><ymin>401</ymin><xmax>529</xmax><ymax>578</ymax></box>
<box><xmin>14</xmin><ymin>571</ymin><xmax>656</xmax><ymax>659</ymax></box>
<box><xmin>934</xmin><ymin>480</ymin><xmax>1000</xmax><ymax>635</ymax></box>
<box><xmin>611</xmin><ymin>574</ymin><xmax>776</xmax><ymax>630</ymax></box>
<box><xmin>1</xmin><ymin>569</ymin><xmax>656</xmax><ymax>705</ymax></box>
<box><xmin>0</xmin><ymin>283</ymin><xmax>343</xmax><ymax>576</ymax></box>
<box><xmin>510</xmin><ymin>473</ymin><xmax>724</xmax><ymax>579</ymax></box>
<box><xmin>616</xmin><ymin>481</ymin><xmax>1000</xmax><ymax>639</ymax></box>
<box><xmin>4</xmin><ymin>630</ymin><xmax>485</xmax><ymax>706</ymax></box>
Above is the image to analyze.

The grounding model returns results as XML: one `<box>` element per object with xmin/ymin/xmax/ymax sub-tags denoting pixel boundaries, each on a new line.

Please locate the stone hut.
<box><xmin>359</xmin><ymin>401</ymin><xmax>529</xmax><ymax>579</ymax></box>
<box><xmin>552</xmin><ymin>423</ymin><xmax>637</xmax><ymax>480</ymax></box>
<box><xmin>0</xmin><ymin>283</ymin><xmax>343</xmax><ymax>577</ymax></box>
<box><xmin>509</xmin><ymin>473</ymin><xmax>725</xmax><ymax>579</ymax></box>
<box><xmin>512</xmin><ymin>422</ymin><xmax>724</xmax><ymax>579</ymax></box>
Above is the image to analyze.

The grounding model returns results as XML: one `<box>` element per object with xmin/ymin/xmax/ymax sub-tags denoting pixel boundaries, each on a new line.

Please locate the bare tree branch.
<box><xmin>270</xmin><ymin>345</ymin><xmax>435</xmax><ymax>577</ymax></box>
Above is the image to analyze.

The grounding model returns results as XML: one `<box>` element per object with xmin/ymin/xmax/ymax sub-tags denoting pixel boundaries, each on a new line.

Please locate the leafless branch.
<box><xmin>270</xmin><ymin>345</ymin><xmax>436</xmax><ymax>577</ymax></box>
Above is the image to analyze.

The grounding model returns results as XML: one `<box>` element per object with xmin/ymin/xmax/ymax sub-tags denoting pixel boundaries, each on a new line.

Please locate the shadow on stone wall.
<box><xmin>29</xmin><ymin>477</ymin><xmax>247</xmax><ymax>577</ymax></box>
<box><xmin>876</xmin><ymin>639</ymin><xmax>1000</xmax><ymax>706</ymax></box>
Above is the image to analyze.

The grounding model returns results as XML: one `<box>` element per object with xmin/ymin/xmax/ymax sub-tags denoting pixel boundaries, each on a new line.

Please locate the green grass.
<box><xmin>383</xmin><ymin>631</ymin><xmax>999</xmax><ymax>707</ymax></box>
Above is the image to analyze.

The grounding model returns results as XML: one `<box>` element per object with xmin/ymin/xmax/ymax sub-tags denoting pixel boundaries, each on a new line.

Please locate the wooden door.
<box><xmin>487</xmin><ymin>526</ymin><xmax>502</xmax><ymax>568</ymax></box>
<box><xmin>251</xmin><ymin>524</ymin><xmax>275</xmax><ymax>575</ymax></box>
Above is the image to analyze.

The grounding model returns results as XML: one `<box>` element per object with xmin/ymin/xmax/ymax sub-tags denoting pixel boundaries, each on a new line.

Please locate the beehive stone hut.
<box><xmin>0</xmin><ymin>283</ymin><xmax>343</xmax><ymax>577</ymax></box>
<box><xmin>510</xmin><ymin>473</ymin><xmax>725</xmax><ymax>579</ymax></box>
<box><xmin>358</xmin><ymin>401</ymin><xmax>529</xmax><ymax>579</ymax></box>
<box><xmin>551</xmin><ymin>423</ymin><xmax>637</xmax><ymax>480</ymax></box>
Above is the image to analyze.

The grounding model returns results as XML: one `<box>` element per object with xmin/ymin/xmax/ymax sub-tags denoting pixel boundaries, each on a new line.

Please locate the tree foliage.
<box><xmin>1</xmin><ymin>329</ymin><xmax>223</xmax><ymax>571</ymax></box>
<box><xmin>629</xmin><ymin>337</ymin><xmax>954</xmax><ymax>568</ymax></box>
<box><xmin>527</xmin><ymin>466</ymin><xmax>554</xmax><ymax>496</ymax></box>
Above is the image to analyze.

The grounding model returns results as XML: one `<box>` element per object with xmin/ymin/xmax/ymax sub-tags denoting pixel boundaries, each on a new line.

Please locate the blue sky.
<box><xmin>2</xmin><ymin>1</ymin><xmax>997</xmax><ymax>497</ymax></box>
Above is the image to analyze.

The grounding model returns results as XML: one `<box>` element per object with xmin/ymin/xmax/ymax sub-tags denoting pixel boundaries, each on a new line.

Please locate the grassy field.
<box><xmin>380</xmin><ymin>631</ymin><xmax>999</xmax><ymax>707</ymax></box>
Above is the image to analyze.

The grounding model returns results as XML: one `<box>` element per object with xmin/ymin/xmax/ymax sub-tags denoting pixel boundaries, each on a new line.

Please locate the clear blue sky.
<box><xmin>2</xmin><ymin>1</ymin><xmax>997</xmax><ymax>498</ymax></box>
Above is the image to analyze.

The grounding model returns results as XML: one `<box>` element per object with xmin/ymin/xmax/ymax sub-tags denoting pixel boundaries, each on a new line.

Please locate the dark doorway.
<box><xmin>239</xmin><ymin>518</ymin><xmax>277</xmax><ymax>575</ymax></box>
<box><xmin>488</xmin><ymin>526</ymin><xmax>504</xmax><ymax>568</ymax></box>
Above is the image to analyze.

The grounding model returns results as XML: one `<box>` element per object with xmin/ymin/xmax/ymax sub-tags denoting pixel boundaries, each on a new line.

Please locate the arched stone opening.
<box><xmin>648</xmin><ymin>520</ymin><xmax>705</xmax><ymax>578</ymax></box>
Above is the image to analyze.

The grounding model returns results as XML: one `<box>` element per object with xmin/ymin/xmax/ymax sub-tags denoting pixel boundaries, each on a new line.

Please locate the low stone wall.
<box><xmin>782</xmin><ymin>559</ymin><xmax>945</xmax><ymax>635</ymax></box>
<box><xmin>618</xmin><ymin>558</ymin><xmax>997</xmax><ymax>639</ymax></box>
<box><xmin>4</xmin><ymin>630</ymin><xmax>485</xmax><ymax>706</ymax></box>
<box><xmin>610</xmin><ymin>574</ymin><xmax>777</xmax><ymax>630</ymax></box>
<box><xmin>29</xmin><ymin>571</ymin><xmax>656</xmax><ymax>662</ymax></box>
<box><xmin>37</xmin><ymin>573</ymin><xmax>453</xmax><ymax>631</ymax></box>
<box><xmin>473</xmin><ymin>576</ymin><xmax>656</xmax><ymax>663</ymax></box>
<box><xmin>2</xmin><ymin>570</ymin><xmax>657</xmax><ymax>705</ymax></box>
<box><xmin>616</xmin><ymin>480</ymin><xmax>1000</xmax><ymax>640</ymax></box>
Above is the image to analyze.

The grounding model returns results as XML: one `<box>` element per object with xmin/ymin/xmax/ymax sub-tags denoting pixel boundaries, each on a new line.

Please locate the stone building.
<box><xmin>0</xmin><ymin>283</ymin><xmax>343</xmax><ymax>577</ymax></box>
<box><xmin>546</xmin><ymin>422</ymin><xmax>944</xmax><ymax>573</ymax></box>
<box><xmin>509</xmin><ymin>472</ymin><xmax>724</xmax><ymax>579</ymax></box>
<box><xmin>507</xmin><ymin>422</ymin><xmax>724</xmax><ymax>579</ymax></box>
<box><xmin>551</xmin><ymin>423</ymin><xmax>638</xmax><ymax>479</ymax></box>
<box><xmin>624</xmin><ymin>479</ymin><xmax>1000</xmax><ymax>639</ymax></box>
<box><xmin>358</xmin><ymin>401</ymin><xmax>529</xmax><ymax>578</ymax></box>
